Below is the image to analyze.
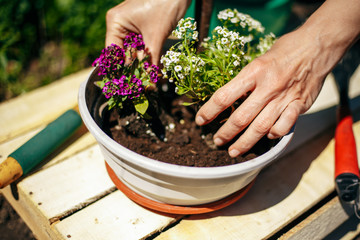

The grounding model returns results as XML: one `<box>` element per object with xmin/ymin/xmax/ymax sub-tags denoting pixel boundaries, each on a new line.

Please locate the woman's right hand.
<box><xmin>106</xmin><ymin>0</ymin><xmax>191</xmax><ymax>64</ymax></box>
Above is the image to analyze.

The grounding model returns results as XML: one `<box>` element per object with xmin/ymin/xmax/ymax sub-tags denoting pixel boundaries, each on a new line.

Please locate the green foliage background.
<box><xmin>0</xmin><ymin>0</ymin><xmax>120</xmax><ymax>101</ymax></box>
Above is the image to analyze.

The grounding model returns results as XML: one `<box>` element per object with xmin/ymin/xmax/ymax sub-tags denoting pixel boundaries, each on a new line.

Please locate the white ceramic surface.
<box><xmin>78</xmin><ymin>68</ymin><xmax>295</xmax><ymax>206</ymax></box>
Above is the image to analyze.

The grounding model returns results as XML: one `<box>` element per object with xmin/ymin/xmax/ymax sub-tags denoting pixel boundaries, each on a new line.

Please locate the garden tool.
<box><xmin>333</xmin><ymin>42</ymin><xmax>360</xmax><ymax>217</ymax></box>
<box><xmin>0</xmin><ymin>107</ymin><xmax>83</xmax><ymax>188</ymax></box>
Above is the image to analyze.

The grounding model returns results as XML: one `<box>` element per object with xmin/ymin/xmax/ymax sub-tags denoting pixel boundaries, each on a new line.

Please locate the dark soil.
<box><xmin>102</xmin><ymin>94</ymin><xmax>276</xmax><ymax>167</ymax></box>
<box><xmin>0</xmin><ymin>194</ymin><xmax>35</xmax><ymax>240</ymax></box>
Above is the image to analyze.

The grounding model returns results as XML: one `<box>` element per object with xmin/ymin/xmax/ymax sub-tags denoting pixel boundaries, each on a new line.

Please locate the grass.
<box><xmin>0</xmin><ymin>0</ymin><xmax>121</xmax><ymax>102</ymax></box>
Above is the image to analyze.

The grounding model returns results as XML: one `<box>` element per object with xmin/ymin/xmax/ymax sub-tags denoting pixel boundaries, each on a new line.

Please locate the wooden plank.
<box><xmin>1</xmin><ymin>144</ymin><xmax>116</xmax><ymax>239</ymax></box>
<box><xmin>154</xmin><ymin>120</ymin><xmax>360</xmax><ymax>240</ymax></box>
<box><xmin>279</xmin><ymin>197</ymin><xmax>360</xmax><ymax>240</ymax></box>
<box><xmin>0</xmin><ymin>68</ymin><xmax>92</xmax><ymax>143</ymax></box>
<box><xmin>2</xmin><ymin>144</ymin><xmax>179</xmax><ymax>240</ymax></box>
<box><xmin>17</xmin><ymin>145</ymin><xmax>115</xmax><ymax>221</ymax></box>
<box><xmin>0</xmin><ymin>65</ymin><xmax>358</xmax><ymax>240</ymax></box>
<box><xmin>52</xmin><ymin>191</ymin><xmax>179</xmax><ymax>240</ymax></box>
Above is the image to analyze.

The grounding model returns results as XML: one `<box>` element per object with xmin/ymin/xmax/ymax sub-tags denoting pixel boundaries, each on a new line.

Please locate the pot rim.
<box><xmin>78</xmin><ymin>68</ymin><xmax>295</xmax><ymax>179</ymax></box>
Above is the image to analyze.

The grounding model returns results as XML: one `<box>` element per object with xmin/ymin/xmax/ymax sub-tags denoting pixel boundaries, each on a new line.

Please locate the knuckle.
<box><xmin>253</xmin><ymin>118</ymin><xmax>272</xmax><ymax>134</ymax></box>
<box><xmin>212</xmin><ymin>89</ymin><xmax>232</xmax><ymax>109</ymax></box>
<box><xmin>230</xmin><ymin>113</ymin><xmax>248</xmax><ymax>130</ymax></box>
<box><xmin>106</xmin><ymin>8</ymin><xmax>116</xmax><ymax>22</ymax></box>
<box><xmin>199</xmin><ymin>110</ymin><xmax>212</xmax><ymax>122</ymax></box>
<box><xmin>271</xmin><ymin>125</ymin><xmax>290</xmax><ymax>137</ymax></box>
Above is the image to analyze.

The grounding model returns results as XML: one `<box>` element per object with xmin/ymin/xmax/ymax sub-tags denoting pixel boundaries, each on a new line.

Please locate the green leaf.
<box><xmin>95</xmin><ymin>80</ymin><xmax>105</xmax><ymax>88</ymax></box>
<box><xmin>182</xmin><ymin>101</ymin><xmax>197</xmax><ymax>106</ymax></box>
<box><xmin>134</xmin><ymin>68</ymin><xmax>140</xmax><ymax>78</ymax></box>
<box><xmin>134</xmin><ymin>97</ymin><xmax>149</xmax><ymax>115</ymax></box>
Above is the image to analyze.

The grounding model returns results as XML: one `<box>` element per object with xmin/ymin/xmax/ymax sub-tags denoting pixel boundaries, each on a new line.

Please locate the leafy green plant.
<box><xmin>161</xmin><ymin>9</ymin><xmax>275</xmax><ymax>105</ymax></box>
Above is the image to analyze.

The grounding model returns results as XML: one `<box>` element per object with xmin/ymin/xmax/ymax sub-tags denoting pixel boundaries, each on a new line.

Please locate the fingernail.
<box><xmin>229</xmin><ymin>149</ymin><xmax>240</xmax><ymax>158</ymax></box>
<box><xmin>267</xmin><ymin>133</ymin><xmax>275</xmax><ymax>139</ymax></box>
<box><xmin>214</xmin><ymin>138</ymin><xmax>224</xmax><ymax>146</ymax></box>
<box><xmin>196</xmin><ymin>116</ymin><xmax>205</xmax><ymax>125</ymax></box>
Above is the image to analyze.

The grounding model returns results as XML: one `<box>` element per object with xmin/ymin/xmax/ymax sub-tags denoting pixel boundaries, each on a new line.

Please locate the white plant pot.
<box><xmin>78</xmin><ymin>68</ymin><xmax>295</xmax><ymax>208</ymax></box>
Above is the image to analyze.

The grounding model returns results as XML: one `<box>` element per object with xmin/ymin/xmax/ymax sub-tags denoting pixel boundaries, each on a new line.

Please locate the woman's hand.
<box><xmin>106</xmin><ymin>0</ymin><xmax>191</xmax><ymax>64</ymax></box>
<box><xmin>195</xmin><ymin>0</ymin><xmax>360</xmax><ymax>157</ymax></box>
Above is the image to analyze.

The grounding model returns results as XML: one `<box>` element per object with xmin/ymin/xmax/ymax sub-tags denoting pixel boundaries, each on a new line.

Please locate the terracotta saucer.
<box><xmin>105</xmin><ymin>162</ymin><xmax>254</xmax><ymax>215</ymax></box>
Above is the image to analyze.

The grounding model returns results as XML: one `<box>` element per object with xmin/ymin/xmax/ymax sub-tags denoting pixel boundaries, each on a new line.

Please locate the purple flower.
<box><xmin>94</xmin><ymin>32</ymin><xmax>162</xmax><ymax>111</ymax></box>
<box><xmin>149</xmin><ymin>64</ymin><xmax>160</xmax><ymax>83</ymax></box>
<box><xmin>93</xmin><ymin>44</ymin><xmax>125</xmax><ymax>76</ymax></box>
<box><xmin>143</xmin><ymin>61</ymin><xmax>150</xmax><ymax>70</ymax></box>
<box><xmin>124</xmin><ymin>32</ymin><xmax>145</xmax><ymax>51</ymax></box>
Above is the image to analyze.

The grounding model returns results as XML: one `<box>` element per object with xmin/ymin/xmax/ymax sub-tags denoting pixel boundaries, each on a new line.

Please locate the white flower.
<box><xmin>214</xmin><ymin>26</ymin><xmax>222</xmax><ymax>32</ymax></box>
<box><xmin>191</xmin><ymin>22</ymin><xmax>197</xmax><ymax>30</ymax></box>
<box><xmin>199</xmin><ymin>59</ymin><xmax>205</xmax><ymax>66</ymax></box>
<box><xmin>230</xmin><ymin>32</ymin><xmax>239</xmax><ymax>42</ymax></box>
<box><xmin>170</xmin><ymin>55</ymin><xmax>179</xmax><ymax>63</ymax></box>
<box><xmin>203</xmin><ymin>37</ymin><xmax>210</xmax><ymax>42</ymax></box>
<box><xmin>179</xmin><ymin>27</ymin><xmax>186</xmax><ymax>33</ymax></box>
<box><xmin>192</xmin><ymin>31</ymin><xmax>198</xmax><ymax>40</ymax></box>
<box><xmin>229</xmin><ymin>70</ymin><xmax>234</xmax><ymax>75</ymax></box>
<box><xmin>230</xmin><ymin>17</ymin><xmax>239</xmax><ymax>23</ymax></box>
<box><xmin>184</xmin><ymin>21</ymin><xmax>192</xmax><ymax>28</ymax></box>
<box><xmin>174</xmin><ymin>65</ymin><xmax>182</xmax><ymax>72</ymax></box>
<box><xmin>233</xmin><ymin>60</ymin><xmax>240</xmax><ymax>66</ymax></box>
<box><xmin>215</xmin><ymin>26</ymin><xmax>223</xmax><ymax>35</ymax></box>
<box><xmin>221</xmin><ymin>38</ymin><xmax>228</xmax><ymax>44</ymax></box>
<box><xmin>178</xmin><ymin>73</ymin><xmax>184</xmax><ymax>79</ymax></box>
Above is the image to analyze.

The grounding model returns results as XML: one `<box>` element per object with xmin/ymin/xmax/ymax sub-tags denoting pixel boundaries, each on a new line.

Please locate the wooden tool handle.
<box><xmin>0</xmin><ymin>109</ymin><xmax>82</xmax><ymax>188</ymax></box>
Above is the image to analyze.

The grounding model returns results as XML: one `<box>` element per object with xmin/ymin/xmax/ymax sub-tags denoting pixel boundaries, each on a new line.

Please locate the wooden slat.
<box><xmin>2</xmin><ymin>144</ymin><xmax>179</xmax><ymax>240</ymax></box>
<box><xmin>279</xmin><ymin>197</ymin><xmax>360</xmax><ymax>240</ymax></box>
<box><xmin>0</xmin><ymin>68</ymin><xmax>92</xmax><ymax>143</ymax></box>
<box><xmin>17</xmin><ymin>145</ymin><xmax>115</xmax><ymax>221</ymax></box>
<box><xmin>1</xmin><ymin>144</ymin><xmax>117</xmax><ymax>239</ymax></box>
<box><xmin>52</xmin><ymin>191</ymin><xmax>179</xmax><ymax>240</ymax></box>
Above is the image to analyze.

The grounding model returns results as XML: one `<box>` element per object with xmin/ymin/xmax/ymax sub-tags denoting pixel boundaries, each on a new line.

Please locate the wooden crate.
<box><xmin>1</xmin><ymin>66</ymin><xmax>360</xmax><ymax>240</ymax></box>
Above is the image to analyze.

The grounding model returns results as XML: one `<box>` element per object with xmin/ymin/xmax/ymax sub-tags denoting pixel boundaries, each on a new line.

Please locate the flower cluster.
<box><xmin>217</xmin><ymin>9</ymin><xmax>264</xmax><ymax>34</ymax></box>
<box><xmin>93</xmin><ymin>33</ymin><xmax>160</xmax><ymax>114</ymax></box>
<box><xmin>161</xmin><ymin>9</ymin><xmax>275</xmax><ymax>104</ymax></box>
<box><xmin>93</xmin><ymin>44</ymin><xmax>125</xmax><ymax>77</ymax></box>
<box><xmin>172</xmin><ymin>17</ymin><xmax>198</xmax><ymax>42</ymax></box>
<box><xmin>124</xmin><ymin>32</ymin><xmax>145</xmax><ymax>50</ymax></box>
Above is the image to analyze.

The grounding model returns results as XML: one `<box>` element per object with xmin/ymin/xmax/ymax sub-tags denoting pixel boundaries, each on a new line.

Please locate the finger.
<box><xmin>143</xmin><ymin>34</ymin><xmax>166</xmax><ymax>65</ymax></box>
<box><xmin>212</xmin><ymin>88</ymin><xmax>269</xmax><ymax>146</ymax></box>
<box><xmin>227</xmin><ymin>100</ymin><xmax>284</xmax><ymax>157</ymax></box>
<box><xmin>267</xmin><ymin>100</ymin><xmax>301</xmax><ymax>139</ymax></box>
<box><xmin>105</xmin><ymin>29</ymin><xmax>125</xmax><ymax>48</ymax></box>
<box><xmin>105</xmin><ymin>5</ymin><xmax>138</xmax><ymax>48</ymax></box>
<box><xmin>195</xmin><ymin>71</ymin><xmax>255</xmax><ymax>126</ymax></box>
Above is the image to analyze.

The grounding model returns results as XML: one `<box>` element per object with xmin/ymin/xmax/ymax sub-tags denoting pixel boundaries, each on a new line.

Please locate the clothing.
<box><xmin>184</xmin><ymin>0</ymin><xmax>292</xmax><ymax>36</ymax></box>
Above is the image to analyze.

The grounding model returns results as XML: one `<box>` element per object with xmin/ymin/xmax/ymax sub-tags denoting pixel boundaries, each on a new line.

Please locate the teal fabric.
<box><xmin>184</xmin><ymin>0</ymin><xmax>292</xmax><ymax>36</ymax></box>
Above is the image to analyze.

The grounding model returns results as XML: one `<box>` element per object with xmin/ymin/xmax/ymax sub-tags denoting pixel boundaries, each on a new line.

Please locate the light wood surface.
<box><xmin>0</xmin><ymin>67</ymin><xmax>360</xmax><ymax>240</ymax></box>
